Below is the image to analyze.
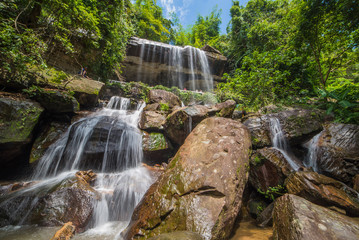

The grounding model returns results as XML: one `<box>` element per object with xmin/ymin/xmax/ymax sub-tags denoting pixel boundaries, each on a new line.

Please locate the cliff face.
<box><xmin>122</xmin><ymin>37</ymin><xmax>227</xmax><ymax>90</ymax></box>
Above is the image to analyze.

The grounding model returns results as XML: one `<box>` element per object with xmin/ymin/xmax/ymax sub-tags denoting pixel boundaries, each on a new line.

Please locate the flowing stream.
<box><xmin>303</xmin><ymin>132</ymin><xmax>322</xmax><ymax>172</ymax></box>
<box><xmin>0</xmin><ymin>96</ymin><xmax>155</xmax><ymax>239</ymax></box>
<box><xmin>269</xmin><ymin>117</ymin><xmax>301</xmax><ymax>171</ymax></box>
<box><xmin>135</xmin><ymin>38</ymin><xmax>213</xmax><ymax>91</ymax></box>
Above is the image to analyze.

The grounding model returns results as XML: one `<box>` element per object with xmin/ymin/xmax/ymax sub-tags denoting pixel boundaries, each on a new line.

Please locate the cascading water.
<box><xmin>0</xmin><ymin>96</ymin><xmax>155</xmax><ymax>239</ymax></box>
<box><xmin>303</xmin><ymin>132</ymin><xmax>322</xmax><ymax>172</ymax></box>
<box><xmin>136</xmin><ymin>38</ymin><xmax>213</xmax><ymax>91</ymax></box>
<box><xmin>269</xmin><ymin>118</ymin><xmax>301</xmax><ymax>171</ymax></box>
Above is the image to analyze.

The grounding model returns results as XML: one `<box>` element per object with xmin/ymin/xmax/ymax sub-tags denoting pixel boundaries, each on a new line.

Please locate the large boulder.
<box><xmin>285</xmin><ymin>171</ymin><xmax>359</xmax><ymax>217</ymax></box>
<box><xmin>273</xmin><ymin>194</ymin><xmax>359</xmax><ymax>240</ymax></box>
<box><xmin>64</xmin><ymin>77</ymin><xmax>104</xmax><ymax>108</ymax></box>
<box><xmin>244</xmin><ymin>108</ymin><xmax>324</xmax><ymax>148</ymax></box>
<box><xmin>30</xmin><ymin>121</ymin><xmax>69</xmax><ymax>163</ymax></box>
<box><xmin>164</xmin><ymin>100</ymin><xmax>236</xmax><ymax>146</ymax></box>
<box><xmin>28</xmin><ymin>88</ymin><xmax>79</xmax><ymax>113</ymax></box>
<box><xmin>0</xmin><ymin>171</ymin><xmax>98</xmax><ymax>231</ymax></box>
<box><xmin>310</xmin><ymin>123</ymin><xmax>359</xmax><ymax>184</ymax></box>
<box><xmin>142</xmin><ymin>132</ymin><xmax>174</xmax><ymax>165</ymax></box>
<box><xmin>124</xmin><ymin>117</ymin><xmax>251</xmax><ymax>240</ymax></box>
<box><xmin>0</xmin><ymin>95</ymin><xmax>44</xmax><ymax>175</ymax></box>
<box><xmin>148</xmin><ymin>89</ymin><xmax>182</xmax><ymax>109</ymax></box>
<box><xmin>249</xmin><ymin>147</ymin><xmax>294</xmax><ymax>193</ymax></box>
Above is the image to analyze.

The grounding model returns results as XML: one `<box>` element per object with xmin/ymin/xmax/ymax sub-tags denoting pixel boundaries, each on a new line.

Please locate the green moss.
<box><xmin>146</xmin><ymin>133</ymin><xmax>168</xmax><ymax>151</ymax></box>
<box><xmin>159</xmin><ymin>103</ymin><xmax>169</xmax><ymax>111</ymax></box>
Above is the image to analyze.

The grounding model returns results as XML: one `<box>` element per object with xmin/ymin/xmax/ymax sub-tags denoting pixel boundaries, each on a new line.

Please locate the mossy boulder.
<box><xmin>64</xmin><ymin>77</ymin><xmax>104</xmax><ymax>108</ymax></box>
<box><xmin>148</xmin><ymin>89</ymin><xmax>182</xmax><ymax>109</ymax></box>
<box><xmin>139</xmin><ymin>111</ymin><xmax>167</xmax><ymax>131</ymax></box>
<box><xmin>142</xmin><ymin>132</ymin><xmax>173</xmax><ymax>165</ymax></box>
<box><xmin>124</xmin><ymin>117</ymin><xmax>251</xmax><ymax>240</ymax></box>
<box><xmin>28</xmin><ymin>88</ymin><xmax>79</xmax><ymax>113</ymax></box>
<box><xmin>0</xmin><ymin>95</ymin><xmax>44</xmax><ymax>174</ymax></box>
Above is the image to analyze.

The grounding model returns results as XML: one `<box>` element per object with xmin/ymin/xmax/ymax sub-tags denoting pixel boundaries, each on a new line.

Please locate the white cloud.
<box><xmin>159</xmin><ymin>0</ymin><xmax>193</xmax><ymax>21</ymax></box>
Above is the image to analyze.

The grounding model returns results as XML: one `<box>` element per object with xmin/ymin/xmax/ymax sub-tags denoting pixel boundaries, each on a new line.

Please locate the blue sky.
<box><xmin>157</xmin><ymin>0</ymin><xmax>249</xmax><ymax>34</ymax></box>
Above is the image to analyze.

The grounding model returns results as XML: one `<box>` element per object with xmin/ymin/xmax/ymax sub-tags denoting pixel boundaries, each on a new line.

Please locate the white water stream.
<box><xmin>136</xmin><ymin>38</ymin><xmax>213</xmax><ymax>91</ymax></box>
<box><xmin>269</xmin><ymin>118</ymin><xmax>301</xmax><ymax>171</ymax></box>
<box><xmin>0</xmin><ymin>96</ymin><xmax>155</xmax><ymax>239</ymax></box>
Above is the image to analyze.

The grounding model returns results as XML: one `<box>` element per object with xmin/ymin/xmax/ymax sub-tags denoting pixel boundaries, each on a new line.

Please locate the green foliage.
<box><xmin>159</xmin><ymin>103</ymin><xmax>169</xmax><ymax>111</ymax></box>
<box><xmin>257</xmin><ymin>185</ymin><xmax>286</xmax><ymax>201</ymax></box>
<box><xmin>133</xmin><ymin>0</ymin><xmax>173</xmax><ymax>43</ymax></box>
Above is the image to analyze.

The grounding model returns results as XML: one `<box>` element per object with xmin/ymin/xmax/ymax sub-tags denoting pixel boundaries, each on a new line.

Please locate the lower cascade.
<box><xmin>0</xmin><ymin>96</ymin><xmax>155</xmax><ymax>239</ymax></box>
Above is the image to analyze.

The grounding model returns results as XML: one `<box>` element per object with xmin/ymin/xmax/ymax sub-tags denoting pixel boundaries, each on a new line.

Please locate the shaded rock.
<box><xmin>102</xmin><ymin>82</ymin><xmax>150</xmax><ymax>102</ymax></box>
<box><xmin>51</xmin><ymin>222</ymin><xmax>76</xmax><ymax>240</ymax></box>
<box><xmin>247</xmin><ymin>199</ymin><xmax>268</xmax><ymax>219</ymax></box>
<box><xmin>249</xmin><ymin>147</ymin><xmax>293</xmax><ymax>193</ymax></box>
<box><xmin>28</xmin><ymin>88</ymin><xmax>79</xmax><ymax>113</ymax></box>
<box><xmin>164</xmin><ymin>100</ymin><xmax>236</xmax><ymax>146</ymax></box>
<box><xmin>285</xmin><ymin>171</ymin><xmax>359</xmax><ymax>217</ymax></box>
<box><xmin>0</xmin><ymin>96</ymin><xmax>44</xmax><ymax>175</ymax></box>
<box><xmin>354</xmin><ymin>175</ymin><xmax>359</xmax><ymax>192</ymax></box>
<box><xmin>30</xmin><ymin>121</ymin><xmax>69</xmax><ymax>163</ymax></box>
<box><xmin>244</xmin><ymin>108</ymin><xmax>324</xmax><ymax>148</ymax></box>
<box><xmin>201</xmin><ymin>45</ymin><xmax>222</xmax><ymax>55</ymax></box>
<box><xmin>148</xmin><ymin>89</ymin><xmax>181</xmax><ymax>109</ymax></box>
<box><xmin>142</xmin><ymin>132</ymin><xmax>173</xmax><ymax>165</ymax></box>
<box><xmin>256</xmin><ymin>202</ymin><xmax>274</xmax><ymax>227</ymax></box>
<box><xmin>64</xmin><ymin>78</ymin><xmax>104</xmax><ymax>108</ymax></box>
<box><xmin>312</xmin><ymin>123</ymin><xmax>359</xmax><ymax>184</ymax></box>
<box><xmin>0</xmin><ymin>171</ymin><xmax>98</xmax><ymax>230</ymax></box>
<box><xmin>273</xmin><ymin>194</ymin><xmax>359</xmax><ymax>240</ymax></box>
<box><xmin>124</xmin><ymin>117</ymin><xmax>251</xmax><ymax>240</ymax></box>
<box><xmin>148</xmin><ymin>231</ymin><xmax>203</xmax><ymax>240</ymax></box>
<box><xmin>139</xmin><ymin>111</ymin><xmax>166</xmax><ymax>131</ymax></box>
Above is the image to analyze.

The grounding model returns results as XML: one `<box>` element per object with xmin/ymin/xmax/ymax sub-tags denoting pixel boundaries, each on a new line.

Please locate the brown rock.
<box><xmin>313</xmin><ymin>123</ymin><xmax>359</xmax><ymax>184</ymax></box>
<box><xmin>124</xmin><ymin>117</ymin><xmax>252</xmax><ymax>240</ymax></box>
<box><xmin>273</xmin><ymin>194</ymin><xmax>359</xmax><ymax>240</ymax></box>
<box><xmin>51</xmin><ymin>222</ymin><xmax>76</xmax><ymax>240</ymax></box>
<box><xmin>139</xmin><ymin>111</ymin><xmax>166</xmax><ymax>131</ymax></box>
<box><xmin>148</xmin><ymin>89</ymin><xmax>182</xmax><ymax>109</ymax></box>
<box><xmin>285</xmin><ymin>171</ymin><xmax>359</xmax><ymax>216</ymax></box>
<box><xmin>249</xmin><ymin>147</ymin><xmax>293</xmax><ymax>193</ymax></box>
<box><xmin>164</xmin><ymin>101</ymin><xmax>236</xmax><ymax>146</ymax></box>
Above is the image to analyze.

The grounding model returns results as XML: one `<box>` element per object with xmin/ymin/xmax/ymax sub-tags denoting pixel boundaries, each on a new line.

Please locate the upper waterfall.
<box><xmin>123</xmin><ymin>37</ymin><xmax>227</xmax><ymax>91</ymax></box>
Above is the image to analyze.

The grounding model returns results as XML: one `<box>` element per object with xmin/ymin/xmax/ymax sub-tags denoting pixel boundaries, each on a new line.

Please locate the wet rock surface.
<box><xmin>164</xmin><ymin>100</ymin><xmax>236</xmax><ymax>146</ymax></box>
<box><xmin>285</xmin><ymin>171</ymin><xmax>359</xmax><ymax>216</ymax></box>
<box><xmin>0</xmin><ymin>171</ymin><xmax>98</xmax><ymax>231</ymax></box>
<box><xmin>30</xmin><ymin>121</ymin><xmax>69</xmax><ymax>163</ymax></box>
<box><xmin>313</xmin><ymin>123</ymin><xmax>359</xmax><ymax>184</ymax></box>
<box><xmin>51</xmin><ymin>222</ymin><xmax>76</xmax><ymax>240</ymax></box>
<box><xmin>124</xmin><ymin>117</ymin><xmax>251</xmax><ymax>240</ymax></box>
<box><xmin>273</xmin><ymin>194</ymin><xmax>359</xmax><ymax>240</ymax></box>
<box><xmin>139</xmin><ymin>110</ymin><xmax>167</xmax><ymax>131</ymax></box>
<box><xmin>249</xmin><ymin>147</ymin><xmax>293</xmax><ymax>193</ymax></box>
<box><xmin>0</xmin><ymin>96</ymin><xmax>44</xmax><ymax>175</ymax></box>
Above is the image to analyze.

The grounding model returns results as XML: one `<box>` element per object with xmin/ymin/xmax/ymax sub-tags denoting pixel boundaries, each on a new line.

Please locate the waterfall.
<box><xmin>304</xmin><ymin>132</ymin><xmax>322</xmax><ymax>172</ymax></box>
<box><xmin>135</xmin><ymin>38</ymin><xmax>213</xmax><ymax>91</ymax></box>
<box><xmin>0</xmin><ymin>96</ymin><xmax>155</xmax><ymax>239</ymax></box>
<box><xmin>269</xmin><ymin>118</ymin><xmax>301</xmax><ymax>171</ymax></box>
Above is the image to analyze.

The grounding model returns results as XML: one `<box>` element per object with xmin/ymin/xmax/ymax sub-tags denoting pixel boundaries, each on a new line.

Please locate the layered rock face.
<box><xmin>124</xmin><ymin>117</ymin><xmax>251</xmax><ymax>239</ymax></box>
<box><xmin>122</xmin><ymin>37</ymin><xmax>227</xmax><ymax>90</ymax></box>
